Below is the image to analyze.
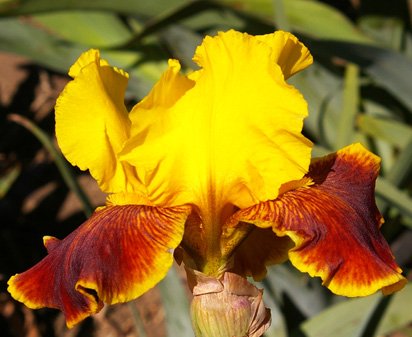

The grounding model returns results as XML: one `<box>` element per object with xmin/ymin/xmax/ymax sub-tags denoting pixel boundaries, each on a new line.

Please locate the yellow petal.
<box><xmin>126</xmin><ymin>59</ymin><xmax>195</xmax><ymax>145</ymax></box>
<box><xmin>121</xmin><ymin>30</ymin><xmax>312</xmax><ymax>215</ymax></box>
<box><xmin>256</xmin><ymin>31</ymin><xmax>313</xmax><ymax>79</ymax></box>
<box><xmin>56</xmin><ymin>49</ymin><xmax>141</xmax><ymax>193</ymax></box>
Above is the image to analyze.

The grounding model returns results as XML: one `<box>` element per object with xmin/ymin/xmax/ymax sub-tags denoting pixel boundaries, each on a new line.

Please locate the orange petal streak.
<box><xmin>8</xmin><ymin>205</ymin><xmax>190</xmax><ymax>327</ymax></box>
<box><xmin>235</xmin><ymin>143</ymin><xmax>406</xmax><ymax>296</ymax></box>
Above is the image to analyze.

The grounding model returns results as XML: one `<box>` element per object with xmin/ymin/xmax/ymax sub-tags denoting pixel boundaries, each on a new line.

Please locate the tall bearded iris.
<box><xmin>8</xmin><ymin>30</ymin><xmax>406</xmax><ymax>335</ymax></box>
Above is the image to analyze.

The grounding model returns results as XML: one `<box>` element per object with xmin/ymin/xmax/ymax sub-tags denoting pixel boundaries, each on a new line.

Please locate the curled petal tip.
<box><xmin>43</xmin><ymin>236</ymin><xmax>60</xmax><ymax>252</ymax></box>
<box><xmin>382</xmin><ymin>278</ymin><xmax>408</xmax><ymax>295</ymax></box>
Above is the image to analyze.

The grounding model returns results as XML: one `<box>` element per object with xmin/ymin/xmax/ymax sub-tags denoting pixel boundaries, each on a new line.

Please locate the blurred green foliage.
<box><xmin>1</xmin><ymin>0</ymin><xmax>411</xmax><ymax>336</ymax></box>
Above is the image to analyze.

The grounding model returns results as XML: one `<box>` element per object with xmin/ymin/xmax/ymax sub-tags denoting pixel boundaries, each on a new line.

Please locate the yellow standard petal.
<box><xmin>56</xmin><ymin>49</ymin><xmax>141</xmax><ymax>193</ymax></box>
<box><xmin>121</xmin><ymin>30</ymin><xmax>313</xmax><ymax>215</ymax></box>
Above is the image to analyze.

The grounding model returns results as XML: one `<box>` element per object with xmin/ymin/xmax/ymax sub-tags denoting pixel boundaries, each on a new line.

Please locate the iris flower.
<box><xmin>8</xmin><ymin>30</ymin><xmax>406</xmax><ymax>332</ymax></box>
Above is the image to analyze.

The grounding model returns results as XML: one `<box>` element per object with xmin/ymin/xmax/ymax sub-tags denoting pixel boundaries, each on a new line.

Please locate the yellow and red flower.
<box><xmin>7</xmin><ymin>30</ymin><xmax>406</xmax><ymax>329</ymax></box>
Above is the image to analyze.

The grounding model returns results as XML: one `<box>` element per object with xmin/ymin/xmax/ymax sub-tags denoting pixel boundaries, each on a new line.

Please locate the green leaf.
<box><xmin>311</xmin><ymin>145</ymin><xmax>331</xmax><ymax>157</ymax></box>
<box><xmin>115</xmin><ymin>1</ymin><xmax>231</xmax><ymax>48</ymax></box>
<box><xmin>0</xmin><ymin>17</ymin><xmax>163</xmax><ymax>98</ymax></box>
<box><xmin>220</xmin><ymin>0</ymin><xmax>374</xmax><ymax>43</ymax></box>
<box><xmin>358</xmin><ymin>295</ymin><xmax>394</xmax><ymax>337</ymax></box>
<box><xmin>265</xmin><ymin>264</ymin><xmax>328</xmax><ymax>318</ymax></box>
<box><xmin>0</xmin><ymin>17</ymin><xmax>84</xmax><ymax>71</ymax></box>
<box><xmin>127</xmin><ymin>302</ymin><xmax>148</xmax><ymax>337</ymax></box>
<box><xmin>160</xmin><ymin>25</ymin><xmax>202</xmax><ymax>68</ymax></box>
<box><xmin>0</xmin><ymin>17</ymin><xmax>146</xmax><ymax>70</ymax></box>
<box><xmin>158</xmin><ymin>266</ymin><xmax>193</xmax><ymax>337</ymax></box>
<box><xmin>0</xmin><ymin>164</ymin><xmax>20</xmax><ymax>199</ymax></box>
<box><xmin>127</xmin><ymin>59</ymin><xmax>168</xmax><ymax>98</ymax></box>
<box><xmin>8</xmin><ymin>114</ymin><xmax>93</xmax><ymax>216</ymax></box>
<box><xmin>296</xmin><ymin>283</ymin><xmax>412</xmax><ymax>337</ymax></box>
<box><xmin>290</xmin><ymin>63</ymin><xmax>342</xmax><ymax>147</ymax></box>
<box><xmin>385</xmin><ymin>138</ymin><xmax>412</xmax><ymax>187</ymax></box>
<box><xmin>179</xmin><ymin>4</ymin><xmax>245</xmax><ymax>33</ymax></box>
<box><xmin>260</xmin><ymin>280</ymin><xmax>288</xmax><ymax>337</ymax></box>
<box><xmin>376</xmin><ymin>177</ymin><xmax>412</xmax><ymax>226</ymax></box>
<box><xmin>0</xmin><ymin>0</ymin><xmax>189</xmax><ymax>17</ymax></box>
<box><xmin>357</xmin><ymin>115</ymin><xmax>412</xmax><ymax>149</ymax></box>
<box><xmin>359</xmin><ymin>16</ymin><xmax>404</xmax><ymax>50</ymax></box>
<box><xmin>32</xmin><ymin>10</ymin><xmax>133</xmax><ymax>47</ymax></box>
<box><xmin>305</xmin><ymin>40</ymin><xmax>412</xmax><ymax>113</ymax></box>
<box><xmin>335</xmin><ymin>63</ymin><xmax>359</xmax><ymax>149</ymax></box>
<box><xmin>376</xmin><ymin>137</ymin><xmax>412</xmax><ymax>216</ymax></box>
<box><xmin>273</xmin><ymin>0</ymin><xmax>290</xmax><ymax>32</ymax></box>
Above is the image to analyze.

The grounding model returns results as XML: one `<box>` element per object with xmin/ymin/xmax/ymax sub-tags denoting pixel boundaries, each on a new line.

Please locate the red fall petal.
<box><xmin>8</xmin><ymin>204</ymin><xmax>190</xmax><ymax>327</ymax></box>
<box><xmin>235</xmin><ymin>143</ymin><xmax>406</xmax><ymax>296</ymax></box>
